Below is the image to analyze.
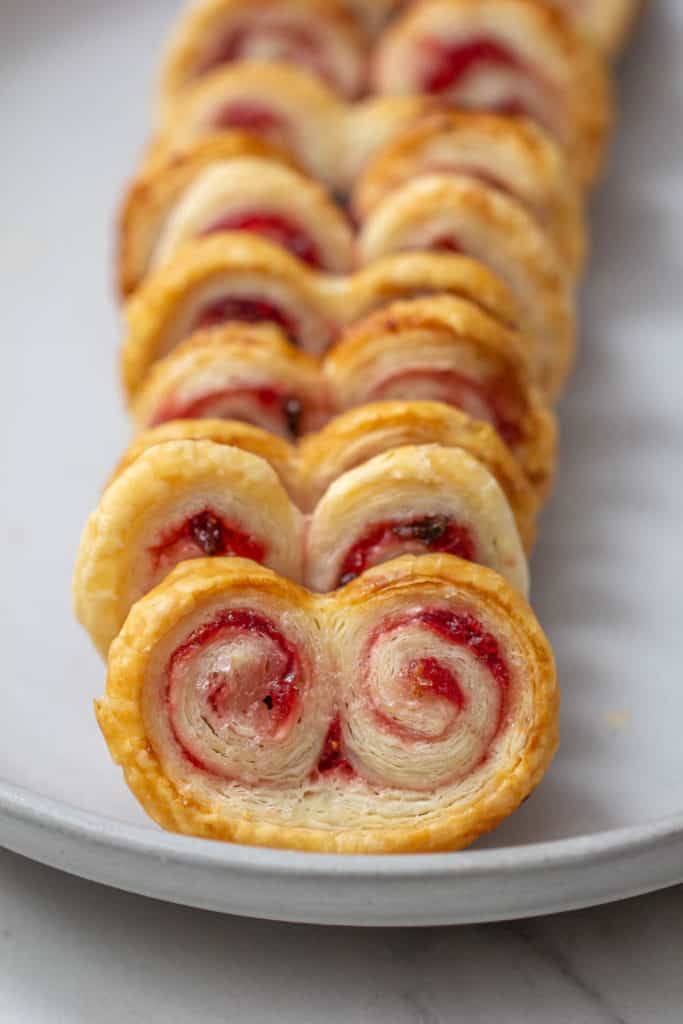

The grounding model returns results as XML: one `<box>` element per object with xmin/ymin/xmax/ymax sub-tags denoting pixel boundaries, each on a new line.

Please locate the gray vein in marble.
<box><xmin>509</xmin><ymin>922</ymin><xmax>631</xmax><ymax>1024</ymax></box>
<box><xmin>402</xmin><ymin>988</ymin><xmax>442</xmax><ymax>1024</ymax></box>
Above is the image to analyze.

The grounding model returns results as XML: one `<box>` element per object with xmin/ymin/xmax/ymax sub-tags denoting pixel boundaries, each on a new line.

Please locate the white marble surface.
<box><xmin>0</xmin><ymin>849</ymin><xmax>680</xmax><ymax>1023</ymax></box>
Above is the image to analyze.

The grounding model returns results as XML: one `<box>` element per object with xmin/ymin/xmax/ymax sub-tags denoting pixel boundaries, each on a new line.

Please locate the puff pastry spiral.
<box><xmin>74</xmin><ymin>437</ymin><xmax>529</xmax><ymax>654</ymax></box>
<box><xmin>95</xmin><ymin>555</ymin><xmax>559</xmax><ymax>853</ymax></box>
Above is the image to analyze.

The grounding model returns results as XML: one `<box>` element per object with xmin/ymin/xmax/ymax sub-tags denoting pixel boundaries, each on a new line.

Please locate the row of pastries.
<box><xmin>74</xmin><ymin>0</ymin><xmax>641</xmax><ymax>853</ymax></box>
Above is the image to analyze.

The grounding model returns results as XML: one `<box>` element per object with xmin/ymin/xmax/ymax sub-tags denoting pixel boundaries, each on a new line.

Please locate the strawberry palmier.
<box><xmin>115</xmin><ymin>400</ymin><xmax>539</xmax><ymax>549</ymax></box>
<box><xmin>372</xmin><ymin>0</ymin><xmax>613</xmax><ymax>189</ymax></box>
<box><xmin>124</xmin><ymin>297</ymin><xmax>556</xmax><ymax>500</ymax></box>
<box><xmin>118</xmin><ymin>133</ymin><xmax>354</xmax><ymax>298</ymax></box>
<box><xmin>95</xmin><ymin>555</ymin><xmax>558</xmax><ymax>853</ymax></box>
<box><xmin>75</xmin><ymin>438</ymin><xmax>529</xmax><ymax>654</ymax></box>
<box><xmin>352</xmin><ymin>110</ymin><xmax>585</xmax><ymax>276</ymax></box>
<box><xmin>149</xmin><ymin>61</ymin><xmax>434</xmax><ymax>193</ymax></box>
<box><xmin>158</xmin><ymin>0</ymin><xmax>369</xmax><ymax>106</ymax></box>
<box><xmin>121</xmin><ymin>235</ymin><xmax>520</xmax><ymax>400</ymax></box>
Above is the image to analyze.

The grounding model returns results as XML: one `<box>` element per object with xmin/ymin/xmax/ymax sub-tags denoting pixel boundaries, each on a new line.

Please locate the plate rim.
<box><xmin>2</xmin><ymin>779</ymin><xmax>682</xmax><ymax>925</ymax></box>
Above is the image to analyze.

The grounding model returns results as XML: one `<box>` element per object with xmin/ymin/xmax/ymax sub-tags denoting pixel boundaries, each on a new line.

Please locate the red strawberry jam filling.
<box><xmin>315</xmin><ymin>716</ymin><xmax>354</xmax><ymax>776</ymax></box>
<box><xmin>197</xmin><ymin>24</ymin><xmax>334</xmax><ymax>85</ymax></box>
<box><xmin>193</xmin><ymin>295</ymin><xmax>300</xmax><ymax>343</ymax></box>
<box><xmin>212</xmin><ymin>102</ymin><xmax>287</xmax><ymax>136</ymax></box>
<box><xmin>419</xmin><ymin>608</ymin><xmax>510</xmax><ymax>734</ymax></box>
<box><xmin>149</xmin><ymin>508</ymin><xmax>265</xmax><ymax>585</ymax></box>
<box><xmin>200</xmin><ymin>211</ymin><xmax>321</xmax><ymax>268</ymax></box>
<box><xmin>366</xmin><ymin>608</ymin><xmax>510</xmax><ymax>743</ymax></box>
<box><xmin>414</xmin><ymin>38</ymin><xmax>558</xmax><ymax>130</ymax></box>
<box><xmin>370</xmin><ymin>367</ymin><xmax>522</xmax><ymax>448</ymax></box>
<box><xmin>337</xmin><ymin>515</ymin><xmax>476</xmax><ymax>587</ymax></box>
<box><xmin>166</xmin><ymin>609</ymin><xmax>302</xmax><ymax>773</ymax></box>
<box><xmin>149</xmin><ymin>386</ymin><xmax>306</xmax><ymax>438</ymax></box>
<box><xmin>407</xmin><ymin>656</ymin><xmax>465</xmax><ymax>712</ymax></box>
<box><xmin>418</xmin><ymin>38</ymin><xmax>530</xmax><ymax>96</ymax></box>
<box><xmin>429</xmin><ymin>234</ymin><xmax>465</xmax><ymax>254</ymax></box>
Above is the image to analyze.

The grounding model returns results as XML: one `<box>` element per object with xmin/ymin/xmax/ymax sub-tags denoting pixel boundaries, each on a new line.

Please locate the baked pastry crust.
<box><xmin>77</xmin><ymin>432</ymin><xmax>530</xmax><ymax>652</ymax></box>
<box><xmin>95</xmin><ymin>554</ymin><xmax>558</xmax><ymax>853</ymax></box>
<box><xmin>358</xmin><ymin>173</ymin><xmax>576</xmax><ymax>400</ymax></box>
<box><xmin>126</xmin><ymin>291</ymin><xmax>555</xmax><ymax>497</ymax></box>
<box><xmin>298</xmin><ymin>400</ymin><xmax>539</xmax><ymax>548</ymax></box>
<box><xmin>119</xmin><ymin>133</ymin><xmax>354</xmax><ymax>298</ymax></box>
<box><xmin>352</xmin><ymin>109</ymin><xmax>586</xmax><ymax>276</ymax></box>
<box><xmin>149</xmin><ymin>61</ymin><xmax>434</xmax><ymax>193</ymax></box>
<box><xmin>344</xmin><ymin>248</ymin><xmax>521</xmax><ymax>329</ymax></box>
<box><xmin>339</xmin><ymin>0</ymin><xmax>403</xmax><ymax>36</ymax></box>
<box><xmin>158</xmin><ymin>0</ymin><xmax>369</xmax><ymax>106</ymax></box>
<box><xmin>73</xmin><ymin>440</ymin><xmax>305</xmax><ymax>656</ymax></box>
<box><xmin>152</xmin><ymin>60</ymin><xmax>342</xmax><ymax>182</ymax></box>
<box><xmin>130</xmin><ymin>325</ymin><xmax>333</xmax><ymax>439</ymax></box>
<box><xmin>122</xmin><ymin>233</ymin><xmax>333</xmax><ymax>400</ymax></box>
<box><xmin>117</xmin><ymin>398</ymin><xmax>538</xmax><ymax>543</ymax></box>
<box><xmin>306</xmin><ymin>444</ymin><xmax>529</xmax><ymax>594</ymax></box>
<box><xmin>372</xmin><ymin>0</ymin><xmax>614</xmax><ymax>189</ymax></box>
<box><xmin>110</xmin><ymin>418</ymin><xmax>300</xmax><ymax>502</ymax></box>
<box><xmin>116</xmin><ymin>400</ymin><xmax>538</xmax><ymax>549</ymax></box>
<box><xmin>548</xmin><ymin>0</ymin><xmax>644</xmax><ymax>56</ymax></box>
<box><xmin>326</xmin><ymin>296</ymin><xmax>557</xmax><ymax>498</ymax></box>
<box><xmin>121</xmin><ymin>234</ymin><xmax>521</xmax><ymax>401</ymax></box>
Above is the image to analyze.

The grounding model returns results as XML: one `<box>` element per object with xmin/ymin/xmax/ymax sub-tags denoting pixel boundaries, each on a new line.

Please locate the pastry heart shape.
<box><xmin>112</xmin><ymin>399</ymin><xmax>540</xmax><ymax>544</ymax></box>
<box><xmin>121</xmin><ymin>234</ymin><xmax>570</xmax><ymax>414</ymax></box>
<box><xmin>126</xmin><ymin>302</ymin><xmax>557</xmax><ymax>498</ymax></box>
<box><xmin>120</xmin><ymin>110</ymin><xmax>583</xmax><ymax>298</ymax></box>
<box><xmin>74</xmin><ymin>436</ymin><xmax>530</xmax><ymax>656</ymax></box>
<box><xmin>352</xmin><ymin>110</ymin><xmax>585</xmax><ymax>276</ymax></box>
<box><xmin>95</xmin><ymin>554</ymin><xmax>559</xmax><ymax>853</ymax></box>
<box><xmin>118</xmin><ymin>133</ymin><xmax>356</xmax><ymax>296</ymax></box>
<box><xmin>152</xmin><ymin>0</ymin><xmax>622</xmax><ymax>194</ymax></box>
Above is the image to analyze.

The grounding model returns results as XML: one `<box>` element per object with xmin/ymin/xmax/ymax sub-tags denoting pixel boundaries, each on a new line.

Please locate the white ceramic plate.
<box><xmin>1</xmin><ymin>0</ymin><xmax>682</xmax><ymax>927</ymax></box>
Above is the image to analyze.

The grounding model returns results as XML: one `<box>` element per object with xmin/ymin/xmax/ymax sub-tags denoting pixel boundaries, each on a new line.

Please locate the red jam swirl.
<box><xmin>148</xmin><ymin>386</ymin><xmax>305</xmax><ymax>438</ymax></box>
<box><xmin>200</xmin><ymin>211</ymin><xmax>322</xmax><ymax>268</ymax></box>
<box><xmin>193</xmin><ymin>295</ymin><xmax>300</xmax><ymax>343</ymax></box>
<box><xmin>337</xmin><ymin>516</ymin><xmax>476</xmax><ymax>587</ymax></box>
<box><xmin>166</xmin><ymin>609</ymin><xmax>302</xmax><ymax>771</ymax></box>
<box><xmin>212</xmin><ymin>102</ymin><xmax>288</xmax><ymax>138</ymax></box>
<box><xmin>197</xmin><ymin>24</ymin><xmax>331</xmax><ymax>83</ymax></box>
<box><xmin>418</xmin><ymin>38</ymin><xmax>527</xmax><ymax>96</ymax></box>
<box><xmin>419</xmin><ymin>609</ymin><xmax>510</xmax><ymax>708</ymax></box>
<box><xmin>429</xmin><ymin>235</ymin><xmax>465</xmax><ymax>254</ymax></box>
<box><xmin>370</xmin><ymin>367</ymin><xmax>522</xmax><ymax>448</ymax></box>
<box><xmin>315</xmin><ymin>716</ymin><xmax>354</xmax><ymax>776</ymax></box>
<box><xmin>367</xmin><ymin>608</ymin><xmax>510</xmax><ymax>742</ymax></box>
<box><xmin>149</xmin><ymin>508</ymin><xmax>265</xmax><ymax>571</ymax></box>
<box><xmin>406</xmin><ymin>656</ymin><xmax>465</xmax><ymax>711</ymax></box>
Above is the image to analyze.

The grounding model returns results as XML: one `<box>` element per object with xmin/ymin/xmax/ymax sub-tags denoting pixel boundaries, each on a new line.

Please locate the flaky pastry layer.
<box><xmin>95</xmin><ymin>555</ymin><xmax>559</xmax><ymax>853</ymax></box>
